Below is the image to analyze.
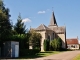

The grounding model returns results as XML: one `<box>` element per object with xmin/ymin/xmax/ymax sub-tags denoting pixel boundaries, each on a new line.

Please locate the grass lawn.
<box><xmin>19</xmin><ymin>51</ymin><xmax>62</xmax><ymax>59</ymax></box>
<box><xmin>73</xmin><ymin>54</ymin><xmax>80</xmax><ymax>60</ymax></box>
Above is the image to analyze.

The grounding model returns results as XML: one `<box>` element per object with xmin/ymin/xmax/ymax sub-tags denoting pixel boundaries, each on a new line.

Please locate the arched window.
<box><xmin>48</xmin><ymin>35</ymin><xmax>50</xmax><ymax>40</ymax></box>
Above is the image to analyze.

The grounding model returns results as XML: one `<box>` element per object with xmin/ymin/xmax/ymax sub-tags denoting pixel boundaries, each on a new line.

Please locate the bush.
<box><xmin>5</xmin><ymin>34</ymin><xmax>29</xmax><ymax>49</ymax></box>
<box><xmin>29</xmin><ymin>30</ymin><xmax>42</xmax><ymax>50</ymax></box>
<box><xmin>50</xmin><ymin>38</ymin><xmax>62</xmax><ymax>51</ymax></box>
<box><xmin>43</xmin><ymin>39</ymin><xmax>50</xmax><ymax>51</ymax></box>
<box><xmin>19</xmin><ymin>49</ymin><xmax>40</xmax><ymax>56</ymax></box>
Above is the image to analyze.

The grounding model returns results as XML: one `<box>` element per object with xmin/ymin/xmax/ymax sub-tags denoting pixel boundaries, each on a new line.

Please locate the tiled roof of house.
<box><xmin>66</xmin><ymin>38</ymin><xmax>79</xmax><ymax>45</ymax></box>
<box><xmin>35</xmin><ymin>24</ymin><xmax>51</xmax><ymax>31</ymax></box>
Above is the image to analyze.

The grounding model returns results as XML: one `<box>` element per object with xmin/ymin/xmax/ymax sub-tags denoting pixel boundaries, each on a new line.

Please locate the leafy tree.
<box><xmin>43</xmin><ymin>40</ymin><xmax>47</xmax><ymax>51</ymax></box>
<box><xmin>29</xmin><ymin>29</ymin><xmax>42</xmax><ymax>49</ymax></box>
<box><xmin>43</xmin><ymin>39</ymin><xmax>50</xmax><ymax>51</ymax></box>
<box><xmin>50</xmin><ymin>39</ymin><xmax>57</xmax><ymax>51</ymax></box>
<box><xmin>57</xmin><ymin>37</ymin><xmax>62</xmax><ymax>50</ymax></box>
<box><xmin>14</xmin><ymin>13</ymin><xmax>26</xmax><ymax>35</ymax></box>
<box><xmin>0</xmin><ymin>0</ymin><xmax>12</xmax><ymax>41</ymax></box>
<box><xmin>50</xmin><ymin>37</ymin><xmax>62</xmax><ymax>51</ymax></box>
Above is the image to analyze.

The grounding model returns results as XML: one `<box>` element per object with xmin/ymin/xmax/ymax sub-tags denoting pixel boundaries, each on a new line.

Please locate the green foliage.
<box><xmin>0</xmin><ymin>0</ymin><xmax>12</xmax><ymax>41</ymax></box>
<box><xmin>14</xmin><ymin>13</ymin><xmax>26</xmax><ymax>35</ymax></box>
<box><xmin>29</xmin><ymin>29</ymin><xmax>42</xmax><ymax>49</ymax></box>
<box><xmin>19</xmin><ymin>49</ymin><xmax>40</xmax><ymax>56</ymax></box>
<box><xmin>57</xmin><ymin>37</ymin><xmax>62</xmax><ymax>49</ymax></box>
<box><xmin>50</xmin><ymin>39</ymin><xmax>57</xmax><ymax>51</ymax></box>
<box><xmin>73</xmin><ymin>54</ymin><xmax>80</xmax><ymax>60</ymax></box>
<box><xmin>43</xmin><ymin>39</ymin><xmax>50</xmax><ymax>51</ymax></box>
<box><xmin>6</xmin><ymin>34</ymin><xmax>29</xmax><ymax>49</ymax></box>
<box><xmin>50</xmin><ymin>37</ymin><xmax>62</xmax><ymax>51</ymax></box>
<box><xmin>43</xmin><ymin>40</ymin><xmax>47</xmax><ymax>51</ymax></box>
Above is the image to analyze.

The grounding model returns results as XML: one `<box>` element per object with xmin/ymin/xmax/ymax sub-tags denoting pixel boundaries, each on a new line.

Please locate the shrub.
<box><xmin>19</xmin><ymin>49</ymin><xmax>40</xmax><ymax>56</ymax></box>
<box><xmin>5</xmin><ymin>34</ymin><xmax>29</xmax><ymax>49</ymax></box>
<box><xmin>29</xmin><ymin>30</ymin><xmax>42</xmax><ymax>50</ymax></box>
<box><xmin>43</xmin><ymin>39</ymin><xmax>50</xmax><ymax>51</ymax></box>
<box><xmin>50</xmin><ymin>37</ymin><xmax>62</xmax><ymax>51</ymax></box>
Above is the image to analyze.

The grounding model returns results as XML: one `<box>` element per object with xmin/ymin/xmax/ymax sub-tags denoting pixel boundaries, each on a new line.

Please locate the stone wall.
<box><xmin>36</xmin><ymin>31</ymin><xmax>46</xmax><ymax>51</ymax></box>
<box><xmin>57</xmin><ymin>33</ymin><xmax>66</xmax><ymax>48</ymax></box>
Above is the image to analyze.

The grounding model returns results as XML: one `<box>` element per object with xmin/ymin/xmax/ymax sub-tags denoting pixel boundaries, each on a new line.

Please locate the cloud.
<box><xmin>38</xmin><ymin>11</ymin><xmax>46</xmax><ymax>14</ymax></box>
<box><xmin>22</xmin><ymin>18</ymin><xmax>31</xmax><ymax>23</ymax></box>
<box><xmin>46</xmin><ymin>9</ymin><xmax>50</xmax><ymax>11</ymax></box>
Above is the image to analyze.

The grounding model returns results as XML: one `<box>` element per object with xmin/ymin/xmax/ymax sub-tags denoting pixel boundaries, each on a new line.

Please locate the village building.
<box><xmin>66</xmin><ymin>37</ymin><xmax>79</xmax><ymax>50</ymax></box>
<box><xmin>31</xmin><ymin>11</ymin><xmax>66</xmax><ymax>51</ymax></box>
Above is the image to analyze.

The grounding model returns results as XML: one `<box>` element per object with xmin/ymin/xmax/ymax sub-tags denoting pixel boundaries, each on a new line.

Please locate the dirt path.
<box><xmin>35</xmin><ymin>50</ymin><xmax>80</xmax><ymax>60</ymax></box>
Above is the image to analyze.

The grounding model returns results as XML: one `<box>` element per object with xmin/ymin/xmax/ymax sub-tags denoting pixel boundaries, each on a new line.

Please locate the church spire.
<box><xmin>49</xmin><ymin>11</ymin><xmax>57</xmax><ymax>26</ymax></box>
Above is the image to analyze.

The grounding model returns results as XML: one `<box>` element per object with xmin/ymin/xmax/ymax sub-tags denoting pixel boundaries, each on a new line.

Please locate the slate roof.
<box><xmin>52</xmin><ymin>26</ymin><xmax>65</xmax><ymax>33</ymax></box>
<box><xmin>49</xmin><ymin>12</ymin><xmax>57</xmax><ymax>26</ymax></box>
<box><xmin>35</xmin><ymin>24</ymin><xmax>51</xmax><ymax>31</ymax></box>
<box><xmin>66</xmin><ymin>38</ymin><xmax>79</xmax><ymax>45</ymax></box>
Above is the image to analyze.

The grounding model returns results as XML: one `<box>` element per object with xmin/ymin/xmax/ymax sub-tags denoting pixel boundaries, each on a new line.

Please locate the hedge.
<box><xmin>19</xmin><ymin>49</ymin><xmax>40</xmax><ymax>56</ymax></box>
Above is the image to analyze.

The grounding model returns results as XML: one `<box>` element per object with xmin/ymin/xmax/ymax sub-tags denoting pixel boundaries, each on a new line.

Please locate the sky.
<box><xmin>3</xmin><ymin>0</ymin><xmax>80</xmax><ymax>40</ymax></box>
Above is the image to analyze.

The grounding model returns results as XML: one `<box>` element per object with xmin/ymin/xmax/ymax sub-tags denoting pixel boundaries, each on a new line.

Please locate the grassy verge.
<box><xmin>19</xmin><ymin>51</ymin><xmax>62</xmax><ymax>59</ymax></box>
<box><xmin>73</xmin><ymin>54</ymin><xmax>80</xmax><ymax>60</ymax></box>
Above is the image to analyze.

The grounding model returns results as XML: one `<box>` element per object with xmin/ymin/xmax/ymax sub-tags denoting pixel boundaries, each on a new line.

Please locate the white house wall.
<box><xmin>67</xmin><ymin>44</ymin><xmax>79</xmax><ymax>50</ymax></box>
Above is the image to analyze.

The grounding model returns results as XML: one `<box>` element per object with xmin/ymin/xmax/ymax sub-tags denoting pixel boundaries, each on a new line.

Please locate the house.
<box><xmin>31</xmin><ymin>11</ymin><xmax>66</xmax><ymax>51</ymax></box>
<box><xmin>66</xmin><ymin>38</ymin><xmax>79</xmax><ymax>50</ymax></box>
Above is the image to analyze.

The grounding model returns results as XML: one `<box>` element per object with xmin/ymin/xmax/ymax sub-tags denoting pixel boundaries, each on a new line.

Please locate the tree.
<box><xmin>29</xmin><ymin>29</ymin><xmax>42</xmax><ymax>49</ymax></box>
<box><xmin>50</xmin><ymin>37</ymin><xmax>62</xmax><ymax>51</ymax></box>
<box><xmin>43</xmin><ymin>39</ymin><xmax>50</xmax><ymax>51</ymax></box>
<box><xmin>50</xmin><ymin>39</ymin><xmax>57</xmax><ymax>51</ymax></box>
<box><xmin>0</xmin><ymin>0</ymin><xmax>12</xmax><ymax>41</ymax></box>
<box><xmin>14</xmin><ymin>13</ymin><xmax>26</xmax><ymax>35</ymax></box>
<box><xmin>57</xmin><ymin>37</ymin><xmax>62</xmax><ymax>50</ymax></box>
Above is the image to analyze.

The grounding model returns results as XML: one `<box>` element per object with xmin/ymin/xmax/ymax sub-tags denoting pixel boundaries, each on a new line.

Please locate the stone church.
<box><xmin>31</xmin><ymin>11</ymin><xmax>66</xmax><ymax>51</ymax></box>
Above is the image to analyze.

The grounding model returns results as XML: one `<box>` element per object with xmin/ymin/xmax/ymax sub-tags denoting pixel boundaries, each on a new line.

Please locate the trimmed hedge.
<box><xmin>5</xmin><ymin>34</ymin><xmax>29</xmax><ymax>49</ymax></box>
<box><xmin>19</xmin><ymin>49</ymin><xmax>40</xmax><ymax>56</ymax></box>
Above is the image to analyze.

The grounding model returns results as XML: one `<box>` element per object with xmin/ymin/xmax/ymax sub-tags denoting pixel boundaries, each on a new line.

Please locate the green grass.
<box><xmin>19</xmin><ymin>51</ymin><xmax>61</xmax><ymax>59</ymax></box>
<box><xmin>73</xmin><ymin>54</ymin><xmax>80</xmax><ymax>60</ymax></box>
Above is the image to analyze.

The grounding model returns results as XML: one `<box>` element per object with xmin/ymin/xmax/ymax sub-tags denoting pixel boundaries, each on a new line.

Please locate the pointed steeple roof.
<box><xmin>49</xmin><ymin>12</ymin><xmax>57</xmax><ymax>26</ymax></box>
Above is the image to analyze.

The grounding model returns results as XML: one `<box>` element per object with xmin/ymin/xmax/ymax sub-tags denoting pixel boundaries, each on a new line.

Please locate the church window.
<box><xmin>53</xmin><ymin>33</ymin><xmax>55</xmax><ymax>40</ymax></box>
<box><xmin>48</xmin><ymin>35</ymin><xmax>50</xmax><ymax>40</ymax></box>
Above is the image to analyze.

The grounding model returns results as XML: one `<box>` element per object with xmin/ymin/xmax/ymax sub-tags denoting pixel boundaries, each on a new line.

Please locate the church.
<box><xmin>31</xmin><ymin>11</ymin><xmax>66</xmax><ymax>51</ymax></box>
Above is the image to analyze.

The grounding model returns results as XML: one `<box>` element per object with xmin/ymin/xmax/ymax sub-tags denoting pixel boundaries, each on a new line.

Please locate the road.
<box><xmin>1</xmin><ymin>51</ymin><xmax>80</xmax><ymax>60</ymax></box>
<box><xmin>35</xmin><ymin>50</ymin><xmax>80</xmax><ymax>60</ymax></box>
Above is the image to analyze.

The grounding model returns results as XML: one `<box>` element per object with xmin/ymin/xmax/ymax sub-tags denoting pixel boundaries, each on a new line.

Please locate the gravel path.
<box><xmin>35</xmin><ymin>50</ymin><xmax>80</xmax><ymax>60</ymax></box>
